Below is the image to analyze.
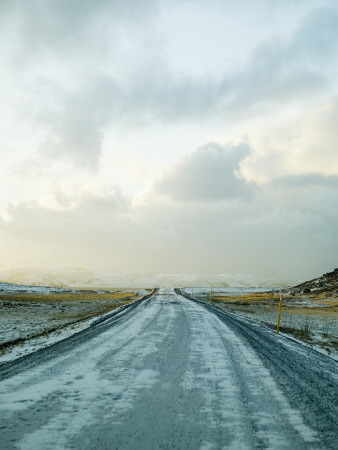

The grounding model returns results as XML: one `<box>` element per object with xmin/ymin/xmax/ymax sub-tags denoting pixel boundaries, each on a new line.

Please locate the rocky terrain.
<box><xmin>290</xmin><ymin>268</ymin><xmax>338</xmax><ymax>295</ymax></box>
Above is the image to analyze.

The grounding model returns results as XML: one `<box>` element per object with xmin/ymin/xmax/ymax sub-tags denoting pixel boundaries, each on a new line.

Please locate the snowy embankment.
<box><xmin>0</xmin><ymin>282</ymin><xmax>151</xmax><ymax>364</ymax></box>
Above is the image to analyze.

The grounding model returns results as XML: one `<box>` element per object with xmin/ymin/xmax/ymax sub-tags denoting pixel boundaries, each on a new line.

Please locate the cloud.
<box><xmin>238</xmin><ymin>96</ymin><xmax>338</xmax><ymax>184</ymax></box>
<box><xmin>0</xmin><ymin>188</ymin><xmax>185</xmax><ymax>272</ymax></box>
<box><xmin>0</xmin><ymin>0</ymin><xmax>161</xmax><ymax>167</ymax></box>
<box><xmin>270</xmin><ymin>174</ymin><xmax>338</xmax><ymax>188</ymax></box>
<box><xmin>220</xmin><ymin>5</ymin><xmax>338</xmax><ymax>112</ymax></box>
<box><xmin>36</xmin><ymin>76</ymin><xmax>121</xmax><ymax>167</ymax></box>
<box><xmin>150</xmin><ymin>142</ymin><xmax>253</xmax><ymax>202</ymax></box>
<box><xmin>1</xmin><ymin>189</ymin><xmax>133</xmax><ymax>268</ymax></box>
<box><xmin>235</xmin><ymin>206</ymin><xmax>323</xmax><ymax>230</ymax></box>
<box><xmin>5</xmin><ymin>188</ymin><xmax>129</xmax><ymax>235</ymax></box>
<box><xmin>105</xmin><ymin>2</ymin><xmax>336</xmax><ymax>124</ymax></box>
<box><xmin>291</xmin><ymin>5</ymin><xmax>338</xmax><ymax>63</ymax></box>
<box><xmin>1</xmin><ymin>156</ymin><xmax>337</xmax><ymax>279</ymax></box>
<box><xmin>1</xmin><ymin>1</ymin><xmax>336</xmax><ymax>171</ymax></box>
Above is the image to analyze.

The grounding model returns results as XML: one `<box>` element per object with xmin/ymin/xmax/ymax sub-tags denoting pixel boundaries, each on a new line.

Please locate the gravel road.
<box><xmin>0</xmin><ymin>288</ymin><xmax>337</xmax><ymax>449</ymax></box>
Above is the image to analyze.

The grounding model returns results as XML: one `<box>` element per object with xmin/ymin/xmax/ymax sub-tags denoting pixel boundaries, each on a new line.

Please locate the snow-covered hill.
<box><xmin>0</xmin><ymin>267</ymin><xmax>294</xmax><ymax>289</ymax></box>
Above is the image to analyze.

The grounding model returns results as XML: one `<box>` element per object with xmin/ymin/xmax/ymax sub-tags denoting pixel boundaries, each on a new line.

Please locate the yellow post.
<box><xmin>209</xmin><ymin>287</ymin><xmax>213</xmax><ymax>304</ymax></box>
<box><xmin>276</xmin><ymin>293</ymin><xmax>283</xmax><ymax>333</ymax></box>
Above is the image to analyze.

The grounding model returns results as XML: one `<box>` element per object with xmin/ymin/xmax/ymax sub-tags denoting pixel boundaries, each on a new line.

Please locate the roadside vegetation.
<box><xmin>211</xmin><ymin>292</ymin><xmax>337</xmax><ymax>354</ymax></box>
<box><xmin>0</xmin><ymin>288</ymin><xmax>151</xmax><ymax>357</ymax></box>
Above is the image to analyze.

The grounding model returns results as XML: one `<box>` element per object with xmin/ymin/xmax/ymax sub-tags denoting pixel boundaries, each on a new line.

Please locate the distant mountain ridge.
<box><xmin>0</xmin><ymin>267</ymin><xmax>294</xmax><ymax>288</ymax></box>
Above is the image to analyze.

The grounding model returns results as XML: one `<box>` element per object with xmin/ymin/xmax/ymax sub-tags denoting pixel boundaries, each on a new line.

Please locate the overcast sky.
<box><xmin>1</xmin><ymin>0</ymin><xmax>337</xmax><ymax>280</ymax></box>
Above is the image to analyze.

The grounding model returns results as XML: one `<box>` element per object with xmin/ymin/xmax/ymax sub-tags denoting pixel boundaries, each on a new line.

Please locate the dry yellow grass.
<box><xmin>323</xmin><ymin>299</ymin><xmax>338</xmax><ymax>306</ymax></box>
<box><xmin>0</xmin><ymin>289</ymin><xmax>153</xmax><ymax>354</ymax></box>
<box><xmin>284</xmin><ymin>306</ymin><xmax>338</xmax><ymax>317</ymax></box>
<box><xmin>197</xmin><ymin>290</ymin><xmax>337</xmax><ymax>354</ymax></box>
<box><xmin>213</xmin><ymin>293</ymin><xmax>280</xmax><ymax>305</ymax></box>
<box><xmin>0</xmin><ymin>291</ymin><xmax>140</xmax><ymax>303</ymax></box>
<box><xmin>213</xmin><ymin>291</ymin><xmax>338</xmax><ymax>306</ymax></box>
<box><xmin>212</xmin><ymin>293</ymin><xmax>338</xmax><ymax>321</ymax></box>
<box><xmin>46</xmin><ymin>296</ymin><xmax>143</xmax><ymax>322</ymax></box>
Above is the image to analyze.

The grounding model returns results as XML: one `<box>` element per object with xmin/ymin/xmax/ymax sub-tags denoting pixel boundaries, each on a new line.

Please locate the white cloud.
<box><xmin>1</xmin><ymin>0</ymin><xmax>335</xmax><ymax>175</ymax></box>
<box><xmin>151</xmin><ymin>142</ymin><xmax>253</xmax><ymax>202</ymax></box>
<box><xmin>238</xmin><ymin>97</ymin><xmax>338</xmax><ymax>183</ymax></box>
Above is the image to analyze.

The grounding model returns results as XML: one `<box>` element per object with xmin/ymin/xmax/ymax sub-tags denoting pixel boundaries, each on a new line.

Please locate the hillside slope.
<box><xmin>291</xmin><ymin>268</ymin><xmax>338</xmax><ymax>295</ymax></box>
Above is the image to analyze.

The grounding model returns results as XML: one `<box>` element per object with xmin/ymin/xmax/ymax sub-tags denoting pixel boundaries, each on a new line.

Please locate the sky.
<box><xmin>0</xmin><ymin>0</ymin><xmax>337</xmax><ymax>281</ymax></box>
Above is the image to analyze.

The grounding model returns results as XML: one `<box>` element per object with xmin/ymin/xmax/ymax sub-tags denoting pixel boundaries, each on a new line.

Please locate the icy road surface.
<box><xmin>0</xmin><ymin>288</ymin><xmax>337</xmax><ymax>449</ymax></box>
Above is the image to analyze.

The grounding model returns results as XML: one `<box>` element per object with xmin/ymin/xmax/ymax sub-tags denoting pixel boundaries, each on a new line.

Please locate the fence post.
<box><xmin>277</xmin><ymin>293</ymin><xmax>283</xmax><ymax>333</ymax></box>
<box><xmin>209</xmin><ymin>287</ymin><xmax>213</xmax><ymax>304</ymax></box>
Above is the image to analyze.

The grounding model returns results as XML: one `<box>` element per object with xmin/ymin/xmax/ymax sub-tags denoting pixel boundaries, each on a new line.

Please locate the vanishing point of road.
<box><xmin>0</xmin><ymin>288</ymin><xmax>337</xmax><ymax>449</ymax></box>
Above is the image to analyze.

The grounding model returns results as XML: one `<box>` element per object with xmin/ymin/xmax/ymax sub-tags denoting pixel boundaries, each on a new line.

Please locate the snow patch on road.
<box><xmin>0</xmin><ymin>299</ymin><xmax>162</xmax><ymax>449</ymax></box>
<box><xmin>180</xmin><ymin>297</ymin><xmax>319</xmax><ymax>448</ymax></box>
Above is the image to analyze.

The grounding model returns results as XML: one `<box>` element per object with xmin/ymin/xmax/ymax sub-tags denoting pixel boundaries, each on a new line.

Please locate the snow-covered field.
<box><xmin>188</xmin><ymin>288</ymin><xmax>338</xmax><ymax>359</ymax></box>
<box><xmin>0</xmin><ymin>282</ymin><xmax>151</xmax><ymax>363</ymax></box>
